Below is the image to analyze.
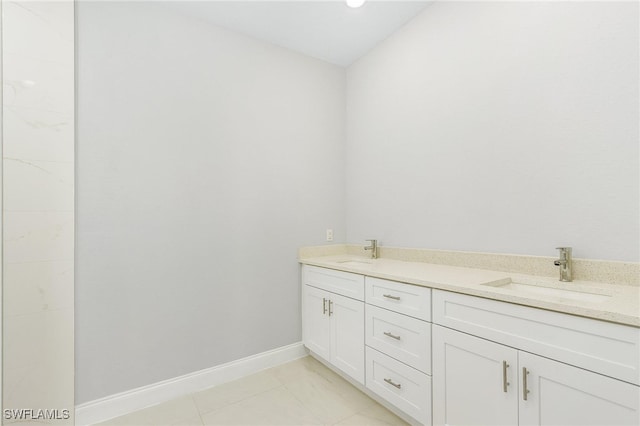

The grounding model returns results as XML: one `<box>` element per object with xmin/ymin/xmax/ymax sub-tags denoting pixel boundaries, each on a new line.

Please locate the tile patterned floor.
<box><xmin>97</xmin><ymin>356</ymin><xmax>408</xmax><ymax>426</ymax></box>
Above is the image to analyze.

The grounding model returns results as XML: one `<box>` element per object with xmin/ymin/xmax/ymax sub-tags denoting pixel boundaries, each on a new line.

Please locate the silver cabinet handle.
<box><xmin>383</xmin><ymin>331</ymin><xmax>401</xmax><ymax>340</ymax></box>
<box><xmin>383</xmin><ymin>294</ymin><xmax>401</xmax><ymax>301</ymax></box>
<box><xmin>384</xmin><ymin>378</ymin><xmax>402</xmax><ymax>389</ymax></box>
<box><xmin>522</xmin><ymin>367</ymin><xmax>530</xmax><ymax>401</ymax></box>
<box><xmin>502</xmin><ymin>361</ymin><xmax>510</xmax><ymax>393</ymax></box>
<box><xmin>328</xmin><ymin>300</ymin><xmax>333</xmax><ymax>316</ymax></box>
<box><xmin>322</xmin><ymin>298</ymin><xmax>327</xmax><ymax>315</ymax></box>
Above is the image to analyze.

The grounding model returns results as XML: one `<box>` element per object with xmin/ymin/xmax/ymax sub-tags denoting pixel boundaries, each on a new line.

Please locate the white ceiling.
<box><xmin>166</xmin><ymin>1</ymin><xmax>432</xmax><ymax>66</ymax></box>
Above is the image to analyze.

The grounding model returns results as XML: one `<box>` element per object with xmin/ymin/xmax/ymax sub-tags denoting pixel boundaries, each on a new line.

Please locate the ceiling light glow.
<box><xmin>346</xmin><ymin>0</ymin><xmax>366</xmax><ymax>8</ymax></box>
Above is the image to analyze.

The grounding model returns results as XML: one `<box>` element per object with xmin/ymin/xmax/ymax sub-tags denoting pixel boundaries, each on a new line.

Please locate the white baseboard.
<box><xmin>75</xmin><ymin>342</ymin><xmax>308</xmax><ymax>426</ymax></box>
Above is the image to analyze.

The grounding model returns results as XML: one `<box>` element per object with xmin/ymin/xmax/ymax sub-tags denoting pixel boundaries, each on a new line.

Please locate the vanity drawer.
<box><xmin>303</xmin><ymin>265</ymin><xmax>364</xmax><ymax>301</ymax></box>
<box><xmin>366</xmin><ymin>346</ymin><xmax>432</xmax><ymax>425</ymax></box>
<box><xmin>433</xmin><ymin>290</ymin><xmax>640</xmax><ymax>385</ymax></box>
<box><xmin>365</xmin><ymin>277</ymin><xmax>431</xmax><ymax>321</ymax></box>
<box><xmin>366</xmin><ymin>304</ymin><xmax>431</xmax><ymax>374</ymax></box>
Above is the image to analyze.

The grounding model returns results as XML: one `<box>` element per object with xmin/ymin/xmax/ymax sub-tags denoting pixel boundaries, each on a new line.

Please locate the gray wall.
<box><xmin>346</xmin><ymin>1</ymin><xmax>639</xmax><ymax>261</ymax></box>
<box><xmin>77</xmin><ymin>0</ymin><xmax>639</xmax><ymax>405</ymax></box>
<box><xmin>76</xmin><ymin>2</ymin><xmax>345</xmax><ymax>403</ymax></box>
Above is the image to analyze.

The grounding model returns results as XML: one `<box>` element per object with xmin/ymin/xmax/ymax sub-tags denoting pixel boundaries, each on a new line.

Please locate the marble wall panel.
<box><xmin>2</xmin><ymin>1</ymin><xmax>75</xmax><ymax>424</ymax></box>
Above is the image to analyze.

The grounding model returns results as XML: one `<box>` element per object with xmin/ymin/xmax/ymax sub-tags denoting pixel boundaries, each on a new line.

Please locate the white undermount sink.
<box><xmin>483</xmin><ymin>280</ymin><xmax>612</xmax><ymax>303</ymax></box>
<box><xmin>335</xmin><ymin>259</ymin><xmax>373</xmax><ymax>266</ymax></box>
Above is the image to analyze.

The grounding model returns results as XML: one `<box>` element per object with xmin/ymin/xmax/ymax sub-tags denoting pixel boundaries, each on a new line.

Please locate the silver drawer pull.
<box><xmin>384</xmin><ymin>378</ymin><xmax>402</xmax><ymax>389</ymax></box>
<box><xmin>322</xmin><ymin>298</ymin><xmax>327</xmax><ymax>315</ymax></box>
<box><xmin>522</xmin><ymin>367</ymin><xmax>530</xmax><ymax>401</ymax></box>
<box><xmin>502</xmin><ymin>361</ymin><xmax>510</xmax><ymax>393</ymax></box>
<box><xmin>383</xmin><ymin>331</ymin><xmax>401</xmax><ymax>340</ymax></box>
<box><xmin>383</xmin><ymin>294</ymin><xmax>401</xmax><ymax>301</ymax></box>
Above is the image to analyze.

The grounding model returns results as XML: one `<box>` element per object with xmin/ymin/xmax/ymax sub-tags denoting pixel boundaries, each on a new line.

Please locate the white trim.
<box><xmin>75</xmin><ymin>342</ymin><xmax>308</xmax><ymax>426</ymax></box>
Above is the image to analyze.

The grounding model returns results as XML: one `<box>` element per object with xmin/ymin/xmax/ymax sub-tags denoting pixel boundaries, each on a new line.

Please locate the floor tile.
<box><xmin>200</xmin><ymin>386</ymin><xmax>321</xmax><ymax>425</ymax></box>
<box><xmin>171</xmin><ymin>416</ymin><xmax>204</xmax><ymax>426</ymax></box>
<box><xmin>97</xmin><ymin>356</ymin><xmax>403</xmax><ymax>426</ymax></box>
<box><xmin>309</xmin><ymin>361</ymin><xmax>376</xmax><ymax>405</ymax></box>
<box><xmin>334</xmin><ymin>403</ymin><xmax>409</xmax><ymax>426</ymax></box>
<box><xmin>97</xmin><ymin>396</ymin><xmax>200</xmax><ymax>426</ymax></box>
<box><xmin>270</xmin><ymin>355</ymin><xmax>329</xmax><ymax>384</ymax></box>
<box><xmin>281</xmin><ymin>362</ymin><xmax>376</xmax><ymax>424</ymax></box>
<box><xmin>193</xmin><ymin>369</ymin><xmax>283</xmax><ymax>415</ymax></box>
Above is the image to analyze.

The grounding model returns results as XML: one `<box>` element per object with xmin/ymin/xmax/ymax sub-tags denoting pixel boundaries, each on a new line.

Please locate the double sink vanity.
<box><xmin>299</xmin><ymin>245</ymin><xmax>640</xmax><ymax>426</ymax></box>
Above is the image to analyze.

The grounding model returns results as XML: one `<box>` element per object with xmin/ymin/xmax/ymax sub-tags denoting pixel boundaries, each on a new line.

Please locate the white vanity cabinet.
<box><xmin>302</xmin><ymin>266</ymin><xmax>365</xmax><ymax>384</ymax></box>
<box><xmin>301</xmin><ymin>261</ymin><xmax>640</xmax><ymax>426</ymax></box>
<box><xmin>302</xmin><ymin>266</ymin><xmax>432</xmax><ymax>424</ymax></box>
<box><xmin>432</xmin><ymin>290</ymin><xmax>640</xmax><ymax>426</ymax></box>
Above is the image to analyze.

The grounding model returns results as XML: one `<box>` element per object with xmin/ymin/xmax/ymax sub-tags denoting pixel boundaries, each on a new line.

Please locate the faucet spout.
<box><xmin>364</xmin><ymin>239</ymin><xmax>378</xmax><ymax>259</ymax></box>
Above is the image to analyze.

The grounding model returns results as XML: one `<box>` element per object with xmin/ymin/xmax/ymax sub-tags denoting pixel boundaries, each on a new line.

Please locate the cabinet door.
<box><xmin>433</xmin><ymin>325</ymin><xmax>518</xmax><ymax>426</ymax></box>
<box><xmin>330</xmin><ymin>292</ymin><xmax>365</xmax><ymax>384</ymax></box>
<box><xmin>302</xmin><ymin>285</ymin><xmax>331</xmax><ymax>361</ymax></box>
<box><xmin>519</xmin><ymin>351</ymin><xmax>640</xmax><ymax>426</ymax></box>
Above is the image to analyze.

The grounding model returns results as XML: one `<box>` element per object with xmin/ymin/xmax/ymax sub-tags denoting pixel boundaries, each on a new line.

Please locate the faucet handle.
<box><xmin>554</xmin><ymin>247</ymin><xmax>573</xmax><ymax>282</ymax></box>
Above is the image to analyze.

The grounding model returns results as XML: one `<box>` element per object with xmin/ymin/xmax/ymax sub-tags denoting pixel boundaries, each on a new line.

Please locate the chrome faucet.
<box><xmin>554</xmin><ymin>247</ymin><xmax>572</xmax><ymax>282</ymax></box>
<box><xmin>364</xmin><ymin>239</ymin><xmax>378</xmax><ymax>259</ymax></box>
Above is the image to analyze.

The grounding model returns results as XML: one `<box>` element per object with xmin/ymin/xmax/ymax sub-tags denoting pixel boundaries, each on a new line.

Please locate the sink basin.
<box><xmin>484</xmin><ymin>280</ymin><xmax>611</xmax><ymax>303</ymax></box>
<box><xmin>335</xmin><ymin>259</ymin><xmax>373</xmax><ymax>266</ymax></box>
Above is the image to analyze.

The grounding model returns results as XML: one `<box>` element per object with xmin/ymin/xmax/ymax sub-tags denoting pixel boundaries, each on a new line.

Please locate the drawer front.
<box><xmin>303</xmin><ymin>265</ymin><xmax>365</xmax><ymax>301</ymax></box>
<box><xmin>366</xmin><ymin>347</ymin><xmax>432</xmax><ymax>425</ymax></box>
<box><xmin>366</xmin><ymin>304</ymin><xmax>431</xmax><ymax>374</ymax></box>
<box><xmin>433</xmin><ymin>290</ymin><xmax>640</xmax><ymax>385</ymax></box>
<box><xmin>365</xmin><ymin>277</ymin><xmax>431</xmax><ymax>320</ymax></box>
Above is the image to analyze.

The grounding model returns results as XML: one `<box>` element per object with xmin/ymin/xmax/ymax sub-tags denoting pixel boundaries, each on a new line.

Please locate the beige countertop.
<box><xmin>300</xmin><ymin>254</ymin><xmax>640</xmax><ymax>327</ymax></box>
